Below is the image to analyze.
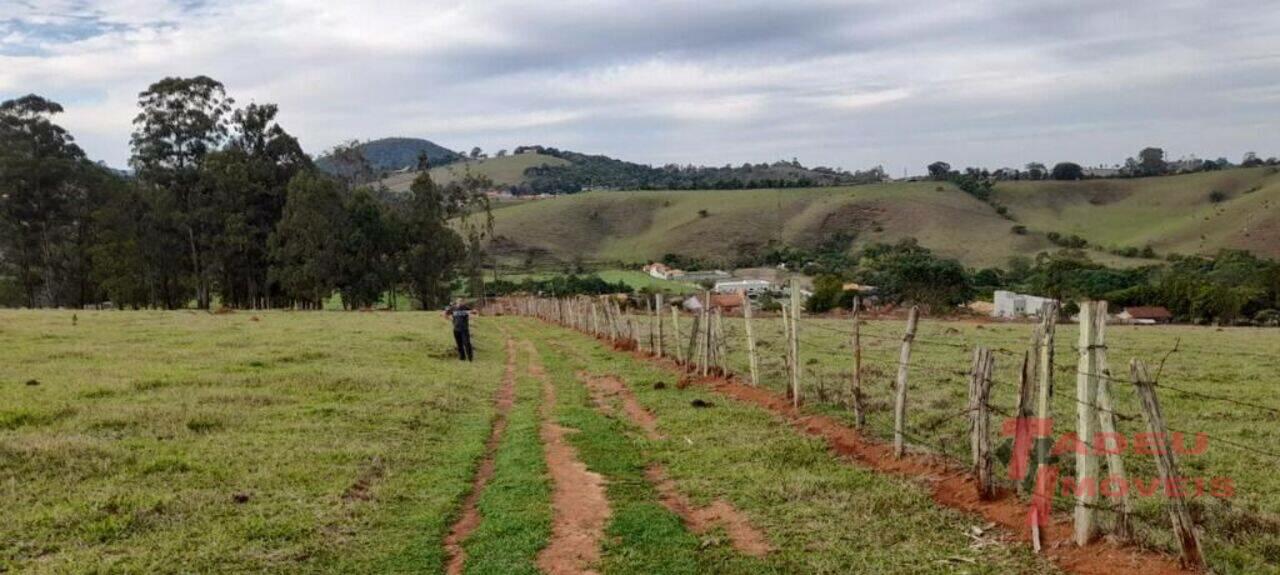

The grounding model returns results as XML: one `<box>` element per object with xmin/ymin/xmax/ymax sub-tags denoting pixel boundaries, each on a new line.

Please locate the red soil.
<box><xmin>576</xmin><ymin>370</ymin><xmax>771</xmax><ymax>557</ymax></box>
<box><xmin>695</xmin><ymin>374</ymin><xmax>1192</xmax><ymax>575</ymax></box>
<box><xmin>528</xmin><ymin>341</ymin><xmax>611</xmax><ymax>575</ymax></box>
<box><xmin>645</xmin><ymin>465</ymin><xmax>772</xmax><ymax>557</ymax></box>
<box><xmin>443</xmin><ymin>338</ymin><xmax>519</xmax><ymax>575</ymax></box>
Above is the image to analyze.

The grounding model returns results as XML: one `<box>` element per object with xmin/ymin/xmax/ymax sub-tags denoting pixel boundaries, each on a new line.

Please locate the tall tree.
<box><xmin>204</xmin><ymin>103</ymin><xmax>309</xmax><ymax>308</ymax></box>
<box><xmin>269</xmin><ymin>172</ymin><xmax>348</xmax><ymax>308</ymax></box>
<box><xmin>339</xmin><ymin>187</ymin><xmax>396</xmax><ymax>309</ymax></box>
<box><xmin>129</xmin><ymin>76</ymin><xmax>234</xmax><ymax>309</ymax></box>
<box><xmin>0</xmin><ymin>95</ymin><xmax>89</xmax><ymax>307</ymax></box>
<box><xmin>1051</xmin><ymin>162</ymin><xmax>1084</xmax><ymax>180</ymax></box>
<box><xmin>1137</xmin><ymin>147</ymin><xmax>1166</xmax><ymax>176</ymax></box>
<box><xmin>402</xmin><ymin>171</ymin><xmax>466</xmax><ymax>309</ymax></box>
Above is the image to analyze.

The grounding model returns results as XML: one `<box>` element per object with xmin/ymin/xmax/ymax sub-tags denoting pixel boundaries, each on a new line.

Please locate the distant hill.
<box><xmin>376</xmin><ymin>145</ymin><xmax>882</xmax><ymax>194</ymax></box>
<box><xmin>512</xmin><ymin>145</ymin><xmax>882</xmax><ymax>193</ymax></box>
<box><xmin>315</xmin><ymin>137</ymin><xmax>462</xmax><ymax>177</ymax></box>
<box><xmin>379</xmin><ymin>152</ymin><xmax>571</xmax><ymax>192</ymax></box>
<box><xmin>485</xmin><ymin>167</ymin><xmax>1280</xmax><ymax>269</ymax></box>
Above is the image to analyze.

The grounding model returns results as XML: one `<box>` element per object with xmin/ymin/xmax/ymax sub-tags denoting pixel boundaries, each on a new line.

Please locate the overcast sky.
<box><xmin>3</xmin><ymin>0</ymin><xmax>1279</xmax><ymax>174</ymax></box>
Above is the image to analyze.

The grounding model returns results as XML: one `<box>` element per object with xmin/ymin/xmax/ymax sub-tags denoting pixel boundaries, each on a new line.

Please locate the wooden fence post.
<box><xmin>742</xmin><ymin>290</ymin><xmax>759</xmax><ymax>386</ymax></box>
<box><xmin>781</xmin><ymin>304</ymin><xmax>793</xmax><ymax>398</ymax></box>
<box><xmin>1035</xmin><ymin>302</ymin><xmax>1058</xmax><ymax>487</ymax></box>
<box><xmin>706</xmin><ymin>304</ymin><xmax>716</xmax><ymax>376</ymax></box>
<box><xmin>1074</xmin><ymin>300</ymin><xmax>1104</xmax><ymax>545</ymax></box>
<box><xmin>970</xmin><ymin>348</ymin><xmax>997</xmax><ymax>500</ymax></box>
<box><xmin>684</xmin><ymin>310</ymin><xmax>701</xmax><ymax>372</ymax></box>
<box><xmin>893</xmin><ymin>306</ymin><xmax>919</xmax><ymax>458</ymax></box>
<box><xmin>655</xmin><ymin>293</ymin><xmax>665</xmax><ymax>358</ymax></box>
<box><xmin>1095</xmin><ymin>345</ymin><xmax>1132</xmax><ymax>540</ymax></box>
<box><xmin>713</xmin><ymin>308</ymin><xmax>727</xmax><ymax>374</ymax></box>
<box><xmin>851</xmin><ymin>297</ymin><xmax>865</xmax><ymax>427</ymax></box>
<box><xmin>1131</xmin><ymin>359</ymin><xmax>1205</xmax><ymax>570</ymax></box>
<box><xmin>789</xmin><ymin>278</ymin><xmax>802</xmax><ymax>408</ymax></box>
<box><xmin>1013</xmin><ymin>350</ymin><xmax>1035</xmax><ymax>496</ymax></box>
<box><xmin>968</xmin><ymin>348</ymin><xmax>984</xmax><ymax>470</ymax></box>
<box><xmin>672</xmin><ymin>306</ymin><xmax>684</xmax><ymax>364</ymax></box>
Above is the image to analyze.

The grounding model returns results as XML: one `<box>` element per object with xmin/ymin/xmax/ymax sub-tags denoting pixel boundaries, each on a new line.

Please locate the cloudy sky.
<box><xmin>3</xmin><ymin>0</ymin><xmax>1279</xmax><ymax>174</ymax></box>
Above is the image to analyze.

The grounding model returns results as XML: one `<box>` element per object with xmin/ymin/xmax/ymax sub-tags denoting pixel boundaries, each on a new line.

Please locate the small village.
<box><xmin>641</xmin><ymin>262</ymin><xmax>1176</xmax><ymax>324</ymax></box>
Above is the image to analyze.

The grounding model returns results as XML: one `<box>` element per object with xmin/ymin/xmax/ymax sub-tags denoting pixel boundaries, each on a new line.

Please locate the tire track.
<box><xmin>526</xmin><ymin>340</ymin><xmax>611</xmax><ymax>575</ymax></box>
<box><xmin>577</xmin><ymin>371</ymin><xmax>772</xmax><ymax>558</ymax></box>
<box><xmin>443</xmin><ymin>337</ymin><xmax>519</xmax><ymax>575</ymax></box>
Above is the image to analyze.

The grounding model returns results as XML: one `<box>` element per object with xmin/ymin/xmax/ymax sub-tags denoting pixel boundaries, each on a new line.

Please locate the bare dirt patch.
<box><xmin>578</xmin><ymin>372</ymin><xmax>662</xmax><ymax>440</ymax></box>
<box><xmin>576</xmin><ymin>370</ymin><xmax>770</xmax><ymax>556</ymax></box>
<box><xmin>443</xmin><ymin>337</ymin><xmax>519</xmax><ymax>575</ymax></box>
<box><xmin>342</xmin><ymin>456</ymin><xmax>385</xmax><ymax>502</ymax></box>
<box><xmin>645</xmin><ymin>465</ymin><xmax>772</xmax><ymax>557</ymax></box>
<box><xmin>527</xmin><ymin>341</ymin><xmax>611</xmax><ymax>575</ymax></box>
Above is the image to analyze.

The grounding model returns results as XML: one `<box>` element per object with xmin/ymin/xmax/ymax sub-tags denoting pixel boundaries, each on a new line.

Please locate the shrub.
<box><xmin>1208</xmin><ymin>190</ymin><xmax>1228</xmax><ymax>203</ymax></box>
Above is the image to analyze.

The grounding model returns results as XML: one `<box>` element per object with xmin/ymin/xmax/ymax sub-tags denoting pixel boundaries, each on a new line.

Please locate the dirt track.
<box><xmin>443</xmin><ymin>337</ymin><xmax>520</xmax><ymax>575</ymax></box>
<box><xmin>529</xmin><ymin>341</ymin><xmax>612</xmax><ymax>575</ymax></box>
<box><xmin>577</xmin><ymin>370</ymin><xmax>772</xmax><ymax>558</ymax></box>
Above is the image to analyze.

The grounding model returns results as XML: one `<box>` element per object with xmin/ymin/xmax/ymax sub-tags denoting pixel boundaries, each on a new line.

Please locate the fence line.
<box><xmin>493</xmin><ymin>294</ymin><xmax>1276</xmax><ymax>570</ymax></box>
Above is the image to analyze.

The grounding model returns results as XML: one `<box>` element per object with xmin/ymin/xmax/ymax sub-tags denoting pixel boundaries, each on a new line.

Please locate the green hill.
<box><xmin>486</xmin><ymin>168</ymin><xmax>1280</xmax><ymax>269</ymax></box>
<box><xmin>315</xmin><ymin>137</ymin><xmax>462</xmax><ymax>176</ymax></box>
<box><xmin>378</xmin><ymin>152</ymin><xmax>570</xmax><ymax>192</ymax></box>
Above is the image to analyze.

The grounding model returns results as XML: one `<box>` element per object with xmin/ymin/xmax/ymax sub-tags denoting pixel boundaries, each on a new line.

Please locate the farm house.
<box><xmin>992</xmin><ymin>290</ymin><xmax>1058</xmax><ymax>319</ymax></box>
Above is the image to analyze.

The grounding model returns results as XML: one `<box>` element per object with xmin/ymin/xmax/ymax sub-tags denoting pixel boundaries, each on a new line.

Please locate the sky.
<box><xmin>2</xmin><ymin>0</ymin><xmax>1279</xmax><ymax>174</ymax></box>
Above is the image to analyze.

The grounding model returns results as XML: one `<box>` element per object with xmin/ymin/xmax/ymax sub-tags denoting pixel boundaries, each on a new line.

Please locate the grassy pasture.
<box><xmin>4</xmin><ymin>310</ymin><xmax>1063</xmax><ymax>574</ymax></box>
<box><xmin>0</xmin><ymin>310</ymin><xmax>505</xmax><ymax>573</ymax></box>
<box><xmin>487</xmin><ymin>168</ymin><xmax>1280</xmax><ymax>269</ymax></box>
<box><xmin>4</xmin><ymin>309</ymin><xmax>1274</xmax><ymax>573</ymax></box>
<box><xmin>379</xmin><ymin>153</ymin><xmax>570</xmax><ymax>193</ymax></box>
<box><xmin>631</xmin><ymin>311</ymin><xmax>1280</xmax><ymax>573</ymax></box>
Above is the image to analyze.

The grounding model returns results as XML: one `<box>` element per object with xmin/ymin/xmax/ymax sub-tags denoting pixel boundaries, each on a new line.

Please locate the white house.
<box><xmin>643</xmin><ymin>262</ymin><xmax>683</xmax><ymax>280</ymax></box>
<box><xmin>713</xmin><ymin>279</ymin><xmax>772</xmax><ymax>296</ymax></box>
<box><xmin>993</xmin><ymin>290</ymin><xmax>1057</xmax><ymax>319</ymax></box>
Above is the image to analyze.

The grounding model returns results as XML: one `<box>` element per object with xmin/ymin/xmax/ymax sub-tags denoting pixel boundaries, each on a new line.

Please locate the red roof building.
<box><xmin>1119</xmin><ymin>306</ymin><xmax>1173</xmax><ymax>323</ymax></box>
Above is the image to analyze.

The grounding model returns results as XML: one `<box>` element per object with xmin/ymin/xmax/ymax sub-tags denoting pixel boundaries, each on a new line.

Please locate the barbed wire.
<box><xmin>519</xmin><ymin>301</ymin><xmax>1280</xmax><ymax>476</ymax></box>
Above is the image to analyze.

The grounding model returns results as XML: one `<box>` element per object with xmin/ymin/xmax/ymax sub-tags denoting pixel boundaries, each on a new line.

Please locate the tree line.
<box><xmin>513</xmin><ymin>145</ymin><xmax>885</xmax><ymax>194</ymax></box>
<box><xmin>0</xmin><ymin>76</ymin><xmax>490</xmax><ymax>310</ymax></box>
<box><xmin>797</xmin><ymin>239</ymin><xmax>1279</xmax><ymax>326</ymax></box>
<box><xmin>927</xmin><ymin>146</ymin><xmax>1279</xmax><ymax>183</ymax></box>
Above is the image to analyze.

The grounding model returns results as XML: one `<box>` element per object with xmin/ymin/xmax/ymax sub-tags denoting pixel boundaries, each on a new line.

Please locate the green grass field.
<box><xmin>486</xmin><ymin>168</ymin><xmax>1280</xmax><ymax>269</ymax></box>
<box><xmin>4</xmin><ymin>310</ymin><xmax>1075</xmax><ymax>574</ymax></box>
<box><xmin>624</xmin><ymin>310</ymin><xmax>1280</xmax><ymax>574</ymax></box>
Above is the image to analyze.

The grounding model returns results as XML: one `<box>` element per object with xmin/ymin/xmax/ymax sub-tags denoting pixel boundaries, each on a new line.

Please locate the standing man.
<box><xmin>444</xmin><ymin>298</ymin><xmax>474</xmax><ymax>361</ymax></box>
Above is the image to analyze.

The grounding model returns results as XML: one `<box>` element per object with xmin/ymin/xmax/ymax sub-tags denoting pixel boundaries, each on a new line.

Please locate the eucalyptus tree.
<box><xmin>129</xmin><ymin>76</ymin><xmax>233</xmax><ymax>309</ymax></box>
<box><xmin>0</xmin><ymin>95</ymin><xmax>89</xmax><ymax>307</ymax></box>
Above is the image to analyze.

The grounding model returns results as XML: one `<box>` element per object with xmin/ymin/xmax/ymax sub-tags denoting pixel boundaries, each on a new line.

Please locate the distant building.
<box><xmin>643</xmin><ymin>262</ymin><xmax>683</xmax><ymax>280</ymax></box>
<box><xmin>1118</xmin><ymin>306</ymin><xmax>1173</xmax><ymax>324</ymax></box>
<box><xmin>841</xmin><ymin>282</ymin><xmax>878</xmax><ymax>294</ymax></box>
<box><xmin>993</xmin><ymin>290</ymin><xmax>1058</xmax><ymax>319</ymax></box>
<box><xmin>714</xmin><ymin>279</ymin><xmax>771</xmax><ymax>296</ymax></box>
<box><xmin>1083</xmin><ymin>166</ymin><xmax>1121</xmax><ymax>178</ymax></box>
<box><xmin>685</xmin><ymin>292</ymin><xmax>747</xmax><ymax>313</ymax></box>
<box><xmin>680</xmin><ymin>270</ymin><xmax>732</xmax><ymax>283</ymax></box>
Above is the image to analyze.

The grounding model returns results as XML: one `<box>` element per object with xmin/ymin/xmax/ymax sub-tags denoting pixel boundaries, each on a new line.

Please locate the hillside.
<box><xmin>514</xmin><ymin>145</ymin><xmax>880</xmax><ymax>193</ymax></box>
<box><xmin>485</xmin><ymin>168</ymin><xmax>1280</xmax><ymax>269</ymax></box>
<box><xmin>378</xmin><ymin>152</ymin><xmax>570</xmax><ymax>192</ymax></box>
<box><xmin>315</xmin><ymin>137</ymin><xmax>462</xmax><ymax>176</ymax></box>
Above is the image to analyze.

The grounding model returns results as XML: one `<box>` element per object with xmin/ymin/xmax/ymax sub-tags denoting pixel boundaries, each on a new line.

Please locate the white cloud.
<box><xmin>2</xmin><ymin>0</ymin><xmax>1279</xmax><ymax>174</ymax></box>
